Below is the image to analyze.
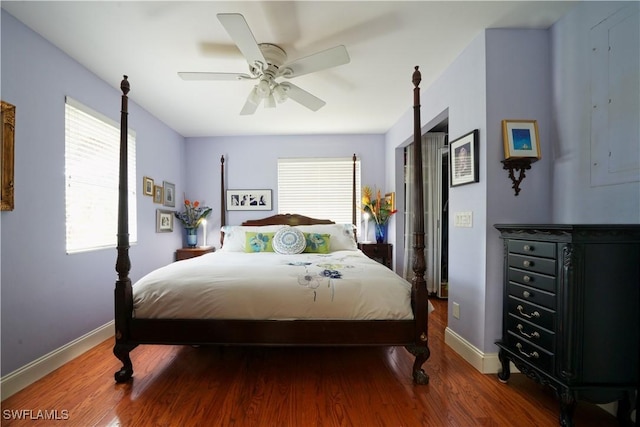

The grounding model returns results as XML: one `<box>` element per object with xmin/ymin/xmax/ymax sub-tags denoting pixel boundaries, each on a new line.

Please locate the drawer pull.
<box><xmin>523</xmin><ymin>245</ymin><xmax>532</xmax><ymax>252</ymax></box>
<box><xmin>522</xmin><ymin>290</ymin><xmax>531</xmax><ymax>298</ymax></box>
<box><xmin>523</xmin><ymin>260</ymin><xmax>532</xmax><ymax>267</ymax></box>
<box><xmin>516</xmin><ymin>305</ymin><xmax>540</xmax><ymax>319</ymax></box>
<box><xmin>523</xmin><ymin>275</ymin><xmax>531</xmax><ymax>283</ymax></box>
<box><xmin>517</xmin><ymin>323</ymin><xmax>540</xmax><ymax>339</ymax></box>
<box><xmin>516</xmin><ymin>342</ymin><xmax>539</xmax><ymax>359</ymax></box>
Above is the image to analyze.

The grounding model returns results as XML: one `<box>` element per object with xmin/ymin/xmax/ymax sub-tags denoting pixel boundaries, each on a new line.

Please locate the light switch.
<box><xmin>454</xmin><ymin>211</ymin><xmax>473</xmax><ymax>228</ymax></box>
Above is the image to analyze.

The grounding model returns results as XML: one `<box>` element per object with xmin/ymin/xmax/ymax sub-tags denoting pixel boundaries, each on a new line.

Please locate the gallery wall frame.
<box><xmin>226</xmin><ymin>189</ymin><xmax>272</xmax><ymax>211</ymax></box>
<box><xmin>143</xmin><ymin>176</ymin><xmax>154</xmax><ymax>196</ymax></box>
<box><xmin>156</xmin><ymin>209</ymin><xmax>174</xmax><ymax>233</ymax></box>
<box><xmin>163</xmin><ymin>181</ymin><xmax>175</xmax><ymax>207</ymax></box>
<box><xmin>449</xmin><ymin>129</ymin><xmax>479</xmax><ymax>187</ymax></box>
<box><xmin>153</xmin><ymin>185</ymin><xmax>163</xmax><ymax>204</ymax></box>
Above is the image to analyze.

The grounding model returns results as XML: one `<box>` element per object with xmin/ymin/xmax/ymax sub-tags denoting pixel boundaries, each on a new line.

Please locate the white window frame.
<box><xmin>277</xmin><ymin>157</ymin><xmax>361</xmax><ymax>224</ymax></box>
<box><xmin>65</xmin><ymin>96</ymin><xmax>137</xmax><ymax>254</ymax></box>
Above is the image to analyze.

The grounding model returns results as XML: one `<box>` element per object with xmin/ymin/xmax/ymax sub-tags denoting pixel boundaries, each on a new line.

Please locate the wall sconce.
<box><xmin>501</xmin><ymin>119</ymin><xmax>541</xmax><ymax>196</ymax></box>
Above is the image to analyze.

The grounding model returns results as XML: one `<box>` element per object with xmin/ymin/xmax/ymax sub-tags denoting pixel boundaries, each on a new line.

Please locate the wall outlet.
<box><xmin>452</xmin><ymin>302</ymin><xmax>460</xmax><ymax>319</ymax></box>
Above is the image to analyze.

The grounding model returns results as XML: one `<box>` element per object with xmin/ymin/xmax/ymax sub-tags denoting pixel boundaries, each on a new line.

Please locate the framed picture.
<box><xmin>450</xmin><ymin>129</ymin><xmax>479</xmax><ymax>187</ymax></box>
<box><xmin>163</xmin><ymin>181</ymin><xmax>175</xmax><ymax>207</ymax></box>
<box><xmin>226</xmin><ymin>189</ymin><xmax>272</xmax><ymax>211</ymax></box>
<box><xmin>143</xmin><ymin>176</ymin><xmax>154</xmax><ymax>196</ymax></box>
<box><xmin>384</xmin><ymin>192</ymin><xmax>396</xmax><ymax>210</ymax></box>
<box><xmin>502</xmin><ymin>119</ymin><xmax>541</xmax><ymax>160</ymax></box>
<box><xmin>153</xmin><ymin>185</ymin><xmax>163</xmax><ymax>204</ymax></box>
<box><xmin>156</xmin><ymin>209</ymin><xmax>174</xmax><ymax>233</ymax></box>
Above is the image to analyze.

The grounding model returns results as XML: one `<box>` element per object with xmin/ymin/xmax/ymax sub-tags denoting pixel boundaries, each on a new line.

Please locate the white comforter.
<box><xmin>133</xmin><ymin>250</ymin><xmax>415</xmax><ymax>320</ymax></box>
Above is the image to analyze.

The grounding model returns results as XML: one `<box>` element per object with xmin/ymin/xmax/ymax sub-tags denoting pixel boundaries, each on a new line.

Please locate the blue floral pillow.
<box><xmin>303</xmin><ymin>233</ymin><xmax>331</xmax><ymax>254</ymax></box>
<box><xmin>245</xmin><ymin>232</ymin><xmax>275</xmax><ymax>253</ymax></box>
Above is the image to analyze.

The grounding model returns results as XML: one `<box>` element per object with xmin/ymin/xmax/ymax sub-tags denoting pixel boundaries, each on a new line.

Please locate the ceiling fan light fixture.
<box><xmin>256</xmin><ymin>79</ymin><xmax>271</xmax><ymax>98</ymax></box>
<box><xmin>265</xmin><ymin>94</ymin><xmax>276</xmax><ymax>108</ymax></box>
<box><xmin>273</xmin><ymin>84</ymin><xmax>288</xmax><ymax>103</ymax></box>
<box><xmin>247</xmin><ymin>86</ymin><xmax>261</xmax><ymax>105</ymax></box>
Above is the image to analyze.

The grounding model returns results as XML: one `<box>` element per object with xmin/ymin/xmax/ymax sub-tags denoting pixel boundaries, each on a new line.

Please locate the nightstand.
<box><xmin>175</xmin><ymin>246</ymin><xmax>215</xmax><ymax>261</ymax></box>
<box><xmin>358</xmin><ymin>243</ymin><xmax>392</xmax><ymax>268</ymax></box>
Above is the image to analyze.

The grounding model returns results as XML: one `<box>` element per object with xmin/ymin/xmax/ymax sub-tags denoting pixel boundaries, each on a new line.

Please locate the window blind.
<box><xmin>65</xmin><ymin>97</ymin><xmax>137</xmax><ymax>253</ymax></box>
<box><xmin>277</xmin><ymin>157</ymin><xmax>361</xmax><ymax>224</ymax></box>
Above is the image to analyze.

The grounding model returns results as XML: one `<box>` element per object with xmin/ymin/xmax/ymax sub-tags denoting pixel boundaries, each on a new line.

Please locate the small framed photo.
<box><xmin>156</xmin><ymin>209</ymin><xmax>174</xmax><ymax>233</ymax></box>
<box><xmin>450</xmin><ymin>129</ymin><xmax>479</xmax><ymax>187</ymax></box>
<box><xmin>163</xmin><ymin>181</ymin><xmax>176</xmax><ymax>207</ymax></box>
<box><xmin>226</xmin><ymin>189</ymin><xmax>272</xmax><ymax>211</ymax></box>
<box><xmin>502</xmin><ymin>119</ymin><xmax>541</xmax><ymax>160</ymax></box>
<box><xmin>153</xmin><ymin>185</ymin><xmax>163</xmax><ymax>204</ymax></box>
<box><xmin>143</xmin><ymin>176</ymin><xmax>154</xmax><ymax>196</ymax></box>
<box><xmin>384</xmin><ymin>192</ymin><xmax>396</xmax><ymax>210</ymax></box>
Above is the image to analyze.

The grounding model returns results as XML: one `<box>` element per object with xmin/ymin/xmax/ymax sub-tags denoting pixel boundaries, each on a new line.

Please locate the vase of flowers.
<box><xmin>175</xmin><ymin>198</ymin><xmax>212</xmax><ymax>248</ymax></box>
<box><xmin>362</xmin><ymin>186</ymin><xmax>397</xmax><ymax>243</ymax></box>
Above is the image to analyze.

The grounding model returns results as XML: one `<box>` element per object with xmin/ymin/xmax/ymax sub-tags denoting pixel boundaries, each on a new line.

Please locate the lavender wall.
<box><xmin>550</xmin><ymin>1</ymin><xmax>640</xmax><ymax>223</ymax></box>
<box><xmin>184</xmin><ymin>134</ymin><xmax>386</xmax><ymax>247</ymax></box>
<box><xmin>0</xmin><ymin>11</ymin><xmax>185</xmax><ymax>376</ymax></box>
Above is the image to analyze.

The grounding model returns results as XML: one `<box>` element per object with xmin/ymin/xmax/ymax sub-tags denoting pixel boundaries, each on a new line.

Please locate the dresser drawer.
<box><xmin>507</xmin><ymin>313</ymin><xmax>555</xmax><ymax>352</ymax></box>
<box><xmin>507</xmin><ymin>296</ymin><xmax>556</xmax><ymax>331</ymax></box>
<box><xmin>508</xmin><ymin>268</ymin><xmax>556</xmax><ymax>293</ymax></box>
<box><xmin>508</xmin><ymin>254</ymin><xmax>556</xmax><ymax>276</ymax></box>
<box><xmin>508</xmin><ymin>240</ymin><xmax>556</xmax><ymax>258</ymax></box>
<box><xmin>505</xmin><ymin>333</ymin><xmax>555</xmax><ymax>373</ymax></box>
<box><xmin>507</xmin><ymin>282</ymin><xmax>556</xmax><ymax>310</ymax></box>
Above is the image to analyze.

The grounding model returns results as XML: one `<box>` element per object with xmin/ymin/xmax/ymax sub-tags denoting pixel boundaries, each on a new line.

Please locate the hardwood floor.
<box><xmin>1</xmin><ymin>298</ymin><xmax>621</xmax><ymax>426</ymax></box>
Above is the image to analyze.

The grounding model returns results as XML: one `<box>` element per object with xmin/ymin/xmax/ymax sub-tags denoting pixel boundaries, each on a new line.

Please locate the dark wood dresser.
<box><xmin>494</xmin><ymin>224</ymin><xmax>639</xmax><ymax>427</ymax></box>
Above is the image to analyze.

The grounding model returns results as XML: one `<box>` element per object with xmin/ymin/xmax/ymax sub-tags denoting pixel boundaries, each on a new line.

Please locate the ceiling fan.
<box><xmin>178</xmin><ymin>13</ymin><xmax>351</xmax><ymax>115</ymax></box>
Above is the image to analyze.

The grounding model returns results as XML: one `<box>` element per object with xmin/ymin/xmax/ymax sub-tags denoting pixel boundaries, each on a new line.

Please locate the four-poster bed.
<box><xmin>113</xmin><ymin>67</ymin><xmax>430</xmax><ymax>384</ymax></box>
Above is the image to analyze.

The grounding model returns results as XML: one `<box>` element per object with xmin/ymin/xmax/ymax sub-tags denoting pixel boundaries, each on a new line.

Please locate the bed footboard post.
<box><xmin>113</xmin><ymin>75</ymin><xmax>136</xmax><ymax>382</ymax></box>
<box><xmin>406</xmin><ymin>66</ymin><xmax>430</xmax><ymax>384</ymax></box>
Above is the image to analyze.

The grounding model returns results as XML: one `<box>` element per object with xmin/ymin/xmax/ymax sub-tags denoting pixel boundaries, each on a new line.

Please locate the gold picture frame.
<box><xmin>1</xmin><ymin>100</ymin><xmax>15</xmax><ymax>211</ymax></box>
<box><xmin>384</xmin><ymin>192</ymin><xmax>396</xmax><ymax>210</ymax></box>
<box><xmin>143</xmin><ymin>176</ymin><xmax>154</xmax><ymax>196</ymax></box>
<box><xmin>502</xmin><ymin>119</ymin><xmax>541</xmax><ymax>160</ymax></box>
<box><xmin>153</xmin><ymin>185</ymin><xmax>163</xmax><ymax>204</ymax></box>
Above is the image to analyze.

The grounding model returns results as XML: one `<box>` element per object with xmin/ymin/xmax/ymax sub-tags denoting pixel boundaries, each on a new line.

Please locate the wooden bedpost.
<box><xmin>220</xmin><ymin>155</ymin><xmax>226</xmax><ymax>247</ymax></box>
<box><xmin>352</xmin><ymin>153</ymin><xmax>357</xmax><ymax>239</ymax></box>
<box><xmin>406</xmin><ymin>66</ymin><xmax>430</xmax><ymax>384</ymax></box>
<box><xmin>113</xmin><ymin>75</ymin><xmax>136</xmax><ymax>383</ymax></box>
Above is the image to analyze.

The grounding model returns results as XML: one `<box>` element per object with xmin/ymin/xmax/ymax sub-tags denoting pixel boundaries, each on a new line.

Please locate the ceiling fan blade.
<box><xmin>280</xmin><ymin>45</ymin><xmax>350</xmax><ymax>79</ymax></box>
<box><xmin>178</xmin><ymin>72</ymin><xmax>252</xmax><ymax>81</ymax></box>
<box><xmin>217</xmin><ymin>13</ymin><xmax>266</xmax><ymax>68</ymax></box>
<box><xmin>282</xmin><ymin>83</ymin><xmax>326</xmax><ymax>111</ymax></box>
<box><xmin>239</xmin><ymin>90</ymin><xmax>260</xmax><ymax>115</ymax></box>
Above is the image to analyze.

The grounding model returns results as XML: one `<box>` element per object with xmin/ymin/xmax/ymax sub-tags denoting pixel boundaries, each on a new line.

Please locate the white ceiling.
<box><xmin>2</xmin><ymin>1</ymin><xmax>575</xmax><ymax>137</ymax></box>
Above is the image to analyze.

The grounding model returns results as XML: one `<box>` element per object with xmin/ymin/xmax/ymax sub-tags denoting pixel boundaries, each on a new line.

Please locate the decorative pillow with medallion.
<box><xmin>272</xmin><ymin>226</ymin><xmax>306</xmax><ymax>254</ymax></box>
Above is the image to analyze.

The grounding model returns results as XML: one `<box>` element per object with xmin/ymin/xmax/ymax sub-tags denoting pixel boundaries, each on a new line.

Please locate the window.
<box><xmin>65</xmin><ymin>97</ymin><xmax>137</xmax><ymax>253</ymax></box>
<box><xmin>277</xmin><ymin>157</ymin><xmax>361</xmax><ymax>224</ymax></box>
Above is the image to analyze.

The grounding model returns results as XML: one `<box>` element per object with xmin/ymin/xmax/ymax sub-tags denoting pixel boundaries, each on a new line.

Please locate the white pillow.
<box><xmin>294</xmin><ymin>224</ymin><xmax>358</xmax><ymax>251</ymax></box>
<box><xmin>272</xmin><ymin>226</ymin><xmax>306</xmax><ymax>254</ymax></box>
<box><xmin>220</xmin><ymin>225</ymin><xmax>285</xmax><ymax>252</ymax></box>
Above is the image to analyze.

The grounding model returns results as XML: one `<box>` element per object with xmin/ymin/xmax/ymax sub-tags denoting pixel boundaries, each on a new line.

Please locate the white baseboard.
<box><xmin>1</xmin><ymin>321</ymin><xmax>114</xmax><ymax>401</ymax></box>
<box><xmin>444</xmin><ymin>326</ymin><xmax>506</xmax><ymax>374</ymax></box>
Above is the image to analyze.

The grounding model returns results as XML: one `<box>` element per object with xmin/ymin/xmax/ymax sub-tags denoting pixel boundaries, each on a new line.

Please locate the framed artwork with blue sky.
<box><xmin>502</xmin><ymin>119</ymin><xmax>541</xmax><ymax>160</ymax></box>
